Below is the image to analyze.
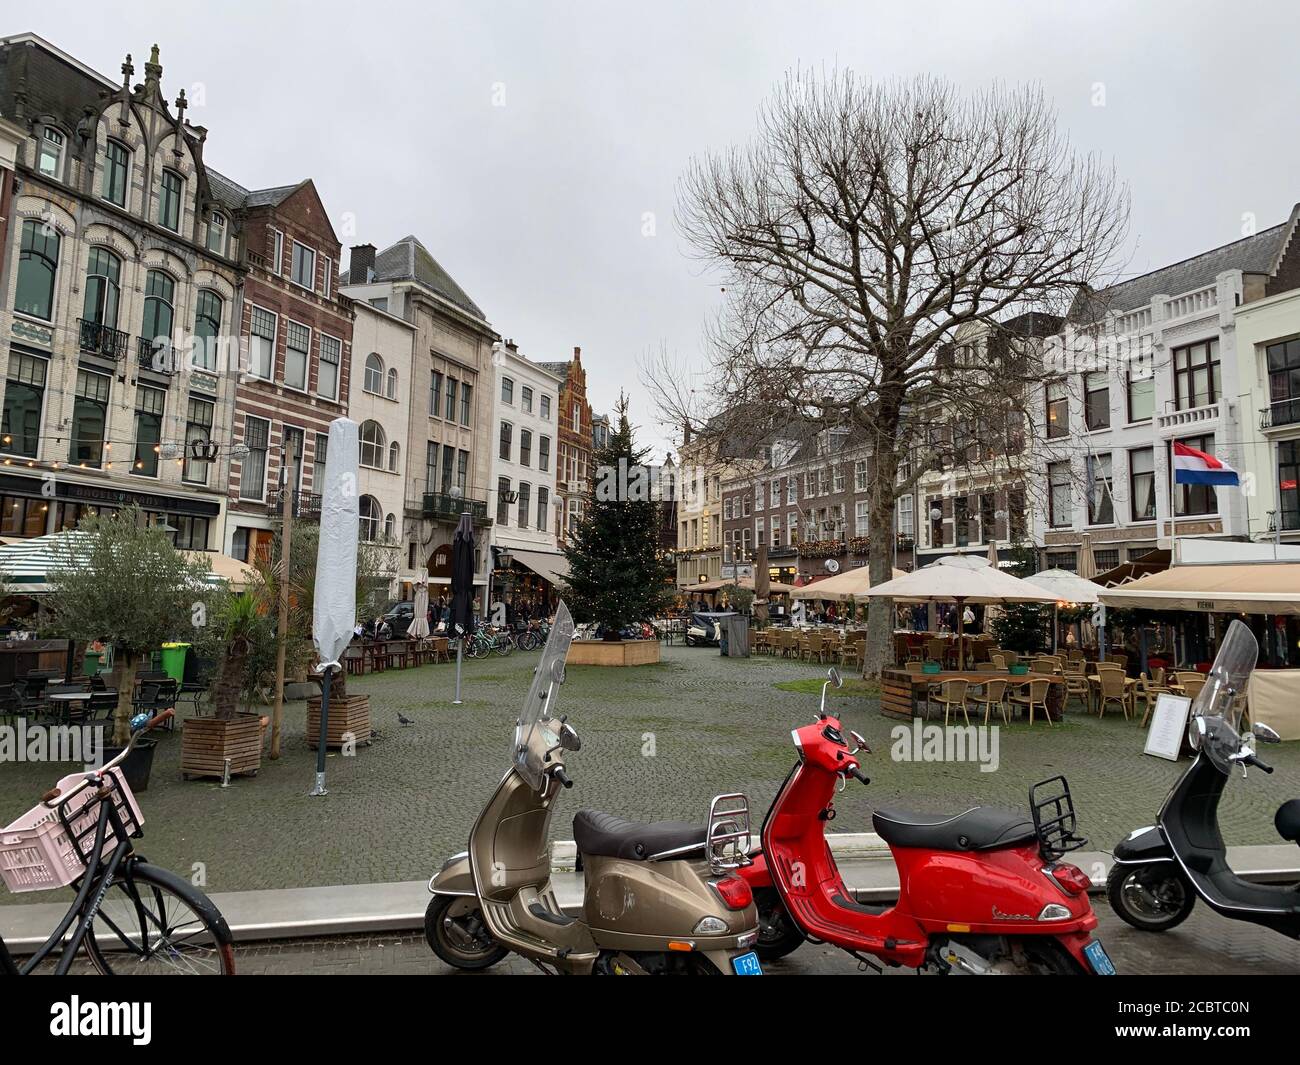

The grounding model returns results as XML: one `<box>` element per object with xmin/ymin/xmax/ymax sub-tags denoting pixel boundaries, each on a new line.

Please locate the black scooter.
<box><xmin>1108</xmin><ymin>620</ymin><xmax>1300</xmax><ymax>939</ymax></box>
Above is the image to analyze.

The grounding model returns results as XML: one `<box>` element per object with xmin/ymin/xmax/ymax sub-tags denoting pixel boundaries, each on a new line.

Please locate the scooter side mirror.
<box><xmin>1252</xmin><ymin>723</ymin><xmax>1281</xmax><ymax>744</ymax></box>
<box><xmin>558</xmin><ymin>721</ymin><xmax>581</xmax><ymax>752</ymax></box>
<box><xmin>828</xmin><ymin>667</ymin><xmax>843</xmax><ymax>689</ymax></box>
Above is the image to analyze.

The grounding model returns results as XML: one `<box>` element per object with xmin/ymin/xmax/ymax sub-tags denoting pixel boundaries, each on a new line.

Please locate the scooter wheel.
<box><xmin>424</xmin><ymin>895</ymin><xmax>509</xmax><ymax>970</ymax></box>
<box><xmin>753</xmin><ymin>888</ymin><xmax>806</xmax><ymax>961</ymax></box>
<box><xmin>1106</xmin><ymin>863</ymin><xmax>1195</xmax><ymax>932</ymax></box>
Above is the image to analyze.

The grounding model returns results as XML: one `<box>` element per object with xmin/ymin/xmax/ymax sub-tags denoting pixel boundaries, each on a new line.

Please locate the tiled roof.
<box><xmin>204</xmin><ymin>169</ymin><xmax>299</xmax><ymax>212</ymax></box>
<box><xmin>372</xmin><ymin>234</ymin><xmax>486</xmax><ymax>321</ymax></box>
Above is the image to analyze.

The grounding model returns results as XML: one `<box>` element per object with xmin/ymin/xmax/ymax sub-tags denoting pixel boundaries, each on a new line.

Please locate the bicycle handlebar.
<box><xmin>42</xmin><ymin>709</ymin><xmax>175</xmax><ymax>808</ymax></box>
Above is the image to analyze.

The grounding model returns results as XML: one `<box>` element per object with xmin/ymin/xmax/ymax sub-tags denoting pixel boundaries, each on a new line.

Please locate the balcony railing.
<box><xmin>1155</xmin><ymin>400</ymin><xmax>1223</xmax><ymax>434</ymax></box>
<box><xmin>267</xmin><ymin>490</ymin><xmax>322</xmax><ymax>521</ymax></box>
<box><xmin>137</xmin><ymin>336</ymin><xmax>177</xmax><ymax>376</ymax></box>
<box><xmin>77</xmin><ymin>318</ymin><xmax>129</xmax><ymax>360</ymax></box>
<box><xmin>1260</xmin><ymin>399</ymin><xmax>1300</xmax><ymax>431</ymax></box>
<box><xmin>421</xmin><ymin>492</ymin><xmax>490</xmax><ymax>524</ymax></box>
<box><xmin>767</xmin><ymin>544</ymin><xmax>797</xmax><ymax>559</ymax></box>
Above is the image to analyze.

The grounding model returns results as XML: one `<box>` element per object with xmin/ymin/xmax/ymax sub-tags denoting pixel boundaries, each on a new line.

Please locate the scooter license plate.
<box><xmin>731</xmin><ymin>951</ymin><xmax>764</xmax><ymax>975</ymax></box>
<box><xmin>1083</xmin><ymin>939</ymin><xmax>1116</xmax><ymax>975</ymax></box>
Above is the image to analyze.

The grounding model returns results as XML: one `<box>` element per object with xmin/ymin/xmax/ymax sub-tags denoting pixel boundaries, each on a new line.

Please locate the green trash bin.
<box><xmin>82</xmin><ymin>650</ymin><xmax>103</xmax><ymax>676</ymax></box>
<box><xmin>160</xmin><ymin>642</ymin><xmax>190</xmax><ymax>683</ymax></box>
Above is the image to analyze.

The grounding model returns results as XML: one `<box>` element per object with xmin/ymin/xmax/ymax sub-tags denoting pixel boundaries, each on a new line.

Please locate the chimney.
<box><xmin>349</xmin><ymin>244</ymin><xmax>377</xmax><ymax>284</ymax></box>
<box><xmin>573</xmin><ymin>346</ymin><xmax>581</xmax><ymax>362</ymax></box>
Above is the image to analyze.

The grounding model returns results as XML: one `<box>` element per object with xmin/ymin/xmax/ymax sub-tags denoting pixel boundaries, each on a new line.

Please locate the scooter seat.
<box><xmin>1276</xmin><ymin>799</ymin><xmax>1300</xmax><ymax>844</ymax></box>
<box><xmin>573</xmin><ymin>809</ymin><xmax>706</xmax><ymax>861</ymax></box>
<box><xmin>872</xmin><ymin>805</ymin><xmax>1037</xmax><ymax>852</ymax></box>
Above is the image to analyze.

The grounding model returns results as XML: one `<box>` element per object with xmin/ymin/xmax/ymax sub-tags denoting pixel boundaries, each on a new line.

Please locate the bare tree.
<box><xmin>663</xmin><ymin>70</ymin><xmax>1129</xmax><ymax>676</ymax></box>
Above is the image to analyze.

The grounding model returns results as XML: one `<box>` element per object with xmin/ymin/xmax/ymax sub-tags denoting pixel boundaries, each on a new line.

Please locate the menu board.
<box><xmin>1144</xmin><ymin>693</ymin><xmax>1192</xmax><ymax>761</ymax></box>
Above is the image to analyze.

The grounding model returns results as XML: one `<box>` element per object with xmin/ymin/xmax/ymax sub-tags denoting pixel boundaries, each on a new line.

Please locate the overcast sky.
<box><xmin>18</xmin><ymin>0</ymin><xmax>1300</xmax><ymax>456</ymax></box>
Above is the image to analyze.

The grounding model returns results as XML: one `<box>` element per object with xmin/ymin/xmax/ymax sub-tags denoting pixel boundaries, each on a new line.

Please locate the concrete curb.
<box><xmin>3</xmin><ymin>841</ymin><xmax>1296</xmax><ymax>951</ymax></box>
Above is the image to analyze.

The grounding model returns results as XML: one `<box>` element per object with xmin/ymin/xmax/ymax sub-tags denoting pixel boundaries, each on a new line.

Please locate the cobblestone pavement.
<box><xmin>226</xmin><ymin>905</ymin><xmax>1300</xmax><ymax>975</ymax></box>
<box><xmin>2</xmin><ymin>646</ymin><xmax>1298</xmax><ymax>903</ymax></box>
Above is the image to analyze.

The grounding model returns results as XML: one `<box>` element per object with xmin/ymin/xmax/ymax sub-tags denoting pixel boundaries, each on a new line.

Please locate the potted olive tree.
<box><xmin>45</xmin><ymin>507</ymin><xmax>213</xmax><ymax>789</ymax></box>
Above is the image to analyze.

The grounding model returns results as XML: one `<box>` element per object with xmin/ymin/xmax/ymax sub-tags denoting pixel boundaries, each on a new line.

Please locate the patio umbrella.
<box><xmin>450</xmin><ymin>511</ymin><xmax>475</xmax><ymax>705</ymax></box>
<box><xmin>310</xmin><ymin>417</ymin><xmax>359</xmax><ymax>797</ymax></box>
<box><xmin>789</xmin><ymin>567</ymin><xmax>906</xmax><ymax>601</ymax></box>
<box><xmin>409</xmin><ymin>578</ymin><xmax>431</xmax><ymax>639</ymax></box>
<box><xmin>1025</xmin><ymin>567</ymin><xmax>1101</xmax><ymax>655</ymax></box>
<box><xmin>865</xmin><ymin>555</ymin><xmax>1058</xmax><ymax>669</ymax></box>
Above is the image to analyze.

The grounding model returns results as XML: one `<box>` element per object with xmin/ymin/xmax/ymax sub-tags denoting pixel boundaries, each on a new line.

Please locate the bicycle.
<box><xmin>0</xmin><ymin>710</ymin><xmax>235</xmax><ymax>975</ymax></box>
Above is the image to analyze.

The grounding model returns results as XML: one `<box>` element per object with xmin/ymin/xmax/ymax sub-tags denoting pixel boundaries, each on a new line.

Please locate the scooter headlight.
<box><xmin>1037</xmin><ymin>903</ymin><xmax>1072</xmax><ymax>921</ymax></box>
<box><xmin>692</xmin><ymin>916</ymin><xmax>728</xmax><ymax>934</ymax></box>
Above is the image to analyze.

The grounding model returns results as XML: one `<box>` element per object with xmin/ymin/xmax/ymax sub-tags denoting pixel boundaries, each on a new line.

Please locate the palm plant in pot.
<box><xmin>44</xmin><ymin>507</ymin><xmax>213</xmax><ymax>790</ymax></box>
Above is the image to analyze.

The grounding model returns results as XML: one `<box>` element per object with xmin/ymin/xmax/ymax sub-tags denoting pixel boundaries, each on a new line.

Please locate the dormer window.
<box><xmin>102</xmin><ymin>140</ymin><xmax>130</xmax><ymax>205</ymax></box>
<box><xmin>37</xmin><ymin>127</ymin><xmax>65</xmax><ymax>179</ymax></box>
<box><xmin>291</xmin><ymin>242</ymin><xmax>315</xmax><ymax>289</ymax></box>
<box><xmin>158</xmin><ymin>169</ymin><xmax>183</xmax><ymax>231</ymax></box>
<box><xmin>206</xmin><ymin>211</ymin><xmax>227</xmax><ymax>255</ymax></box>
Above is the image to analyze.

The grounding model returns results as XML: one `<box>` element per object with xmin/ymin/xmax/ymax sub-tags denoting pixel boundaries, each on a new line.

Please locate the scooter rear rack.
<box><xmin>1029</xmin><ymin>775</ymin><xmax>1088</xmax><ymax>860</ymax></box>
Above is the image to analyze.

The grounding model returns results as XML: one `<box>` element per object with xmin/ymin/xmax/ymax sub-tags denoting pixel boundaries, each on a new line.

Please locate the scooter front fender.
<box><xmin>429</xmin><ymin>851</ymin><xmax>475</xmax><ymax>896</ymax></box>
<box><xmin>1112</xmin><ymin>826</ymin><xmax>1172</xmax><ymax>865</ymax></box>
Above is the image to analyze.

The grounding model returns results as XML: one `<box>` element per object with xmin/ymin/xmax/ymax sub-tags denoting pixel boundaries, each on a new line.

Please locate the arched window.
<box><xmin>388</xmin><ymin>440</ymin><xmax>400</xmax><ymax>472</ymax></box>
<box><xmin>82</xmin><ymin>247</ymin><xmax>122</xmax><ymax>328</ymax></box>
<box><xmin>363</xmin><ymin>353</ymin><xmax>384</xmax><ymax>394</ymax></box>
<box><xmin>142</xmin><ymin>270</ymin><xmax>175</xmax><ymax>342</ymax></box>
<box><xmin>193</xmin><ymin>290</ymin><xmax>223</xmax><ymax>370</ymax></box>
<box><xmin>158</xmin><ymin>168</ymin><xmax>184</xmax><ymax>231</ymax></box>
<box><xmin>384</xmin><ymin>512</ymin><xmax>396</xmax><ymax>540</ymax></box>
<box><xmin>359</xmin><ymin>419</ymin><xmax>386</xmax><ymax>468</ymax></box>
<box><xmin>386</xmin><ymin>367</ymin><xmax>398</xmax><ymax>399</ymax></box>
<box><xmin>15</xmin><ymin>219</ymin><xmax>60</xmax><ymax>321</ymax></box>
<box><xmin>359</xmin><ymin>495</ymin><xmax>382</xmax><ymax>542</ymax></box>
<box><xmin>102</xmin><ymin>139</ymin><xmax>130</xmax><ymax>206</ymax></box>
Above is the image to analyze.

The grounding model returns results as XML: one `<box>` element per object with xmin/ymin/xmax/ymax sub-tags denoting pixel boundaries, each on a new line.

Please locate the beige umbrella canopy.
<box><xmin>694</xmin><ymin>576</ymin><xmax>797</xmax><ymax>594</ymax></box>
<box><xmin>790</xmin><ymin>566</ymin><xmax>906</xmax><ymax>601</ymax></box>
<box><xmin>1077</xmin><ymin>534</ymin><xmax>1098</xmax><ymax>581</ymax></box>
<box><xmin>865</xmin><ymin>556</ymin><xmax>1058</xmax><ymax>668</ymax></box>
<box><xmin>1023</xmin><ymin>568</ymin><xmax>1101</xmax><ymax>605</ymax></box>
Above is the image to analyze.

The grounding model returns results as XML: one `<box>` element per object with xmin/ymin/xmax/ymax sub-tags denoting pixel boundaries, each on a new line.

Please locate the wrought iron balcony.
<box><xmin>421</xmin><ymin>492</ymin><xmax>490</xmax><ymax>524</ymax></box>
<box><xmin>1260</xmin><ymin>399</ymin><xmax>1300</xmax><ymax>431</ymax></box>
<box><xmin>267</xmin><ymin>490</ymin><xmax>322</xmax><ymax>520</ymax></box>
<box><xmin>77</xmin><ymin>318</ymin><xmax>129</xmax><ymax>360</ymax></box>
<box><xmin>137</xmin><ymin>336</ymin><xmax>177</xmax><ymax>375</ymax></box>
<box><xmin>767</xmin><ymin>545</ymin><xmax>797</xmax><ymax>559</ymax></box>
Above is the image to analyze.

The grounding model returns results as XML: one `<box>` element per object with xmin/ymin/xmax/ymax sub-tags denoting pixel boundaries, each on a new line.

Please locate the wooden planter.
<box><xmin>566</xmin><ymin>640</ymin><xmax>662</xmax><ymax>667</ymax></box>
<box><xmin>181</xmin><ymin>713</ymin><xmax>263</xmax><ymax>781</ymax></box>
<box><xmin>306</xmin><ymin>694</ymin><xmax>371</xmax><ymax>750</ymax></box>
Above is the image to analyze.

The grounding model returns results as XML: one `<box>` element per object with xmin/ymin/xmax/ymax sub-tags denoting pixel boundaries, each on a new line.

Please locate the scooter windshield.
<box><xmin>512</xmin><ymin>601</ymin><xmax>575</xmax><ymax>789</ymax></box>
<box><xmin>1188</xmin><ymin>619</ymin><xmax>1258</xmax><ymax>775</ymax></box>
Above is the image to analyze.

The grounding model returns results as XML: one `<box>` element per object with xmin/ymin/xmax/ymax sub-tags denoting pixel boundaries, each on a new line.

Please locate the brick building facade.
<box><xmin>538</xmin><ymin>346</ymin><xmax>592</xmax><ymax>548</ymax></box>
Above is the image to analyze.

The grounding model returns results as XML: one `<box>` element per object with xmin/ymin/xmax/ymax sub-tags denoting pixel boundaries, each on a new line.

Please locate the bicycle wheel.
<box><xmin>466</xmin><ymin>636</ymin><xmax>487</xmax><ymax>659</ymax></box>
<box><xmin>495</xmin><ymin>635</ymin><xmax>514</xmax><ymax>656</ymax></box>
<box><xmin>84</xmin><ymin>861</ymin><xmax>235</xmax><ymax>975</ymax></box>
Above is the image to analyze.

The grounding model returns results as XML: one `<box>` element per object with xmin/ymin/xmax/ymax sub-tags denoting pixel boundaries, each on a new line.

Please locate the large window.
<box><xmin>517</xmin><ymin>482</ymin><xmax>531</xmax><ymax>529</ymax></box>
<box><xmin>132</xmin><ymin>386</ymin><xmax>165</xmax><ymax>477</ymax></box>
<box><xmin>284</xmin><ymin>321</ymin><xmax>310</xmax><ymax>391</ymax></box>
<box><xmin>363</xmin><ymin>353</ymin><xmax>384</xmax><ymax>394</ymax></box>
<box><xmin>1265</xmin><ymin>337</ymin><xmax>1300</xmax><ymax>428</ymax></box>
<box><xmin>1084</xmin><ymin>372</ymin><xmax>1110</xmax><ymax>431</ymax></box>
<box><xmin>499</xmin><ymin>421</ymin><xmax>512</xmax><ymax>461</ymax></box>
<box><xmin>538</xmin><ymin>435</ymin><xmax>550</xmax><ymax>472</ymax></box>
<box><xmin>248</xmin><ymin>306</ymin><xmax>276</xmax><ymax>379</ymax></box>
<box><xmin>206</xmin><ymin>211</ymin><xmax>227</xmax><ymax>255</ymax></box>
<box><xmin>519</xmin><ymin>429</ymin><xmax>532</xmax><ymax>467</ymax></box>
<box><xmin>240</xmin><ymin>416</ymin><xmax>270</xmax><ymax>500</ymax></box>
<box><xmin>425</xmin><ymin>441</ymin><xmax>439</xmax><ymax>495</ymax></box>
<box><xmin>313</xmin><ymin>432</ymin><xmax>329</xmax><ymax>491</ymax></box>
<box><xmin>183</xmin><ymin>396</ymin><xmax>215</xmax><ymax>485</ymax></box>
<box><xmin>37</xmin><ymin>127</ymin><xmax>65</xmax><ymax>178</ymax></box>
<box><xmin>1087</xmin><ymin>453</ymin><xmax>1114</xmax><ymax>525</ymax></box>
<box><xmin>359</xmin><ymin>496</ymin><xmax>382</xmax><ymax>542</ymax></box>
<box><xmin>501</xmin><ymin>377</ymin><xmax>514</xmax><ymax>404</ymax></box>
<box><xmin>15</xmin><ymin>220</ymin><xmax>59</xmax><ymax>320</ymax></box>
<box><xmin>497</xmin><ymin>477</ymin><xmax>512</xmax><ymax>526</ymax></box>
<box><xmin>359</xmin><ymin>420</ymin><xmax>387</xmax><ymax>469</ymax></box>
<box><xmin>540</xmin><ymin>395</ymin><xmax>551</xmax><ymax>420</ymax></box>
<box><xmin>158</xmin><ymin>169</ymin><xmax>183</xmax><ymax>231</ymax></box>
<box><xmin>386</xmin><ymin>368</ymin><xmax>398</xmax><ymax>399</ymax></box>
<box><xmin>441</xmin><ymin>447</ymin><xmax>454</xmax><ymax>497</ymax></box>
<box><xmin>1</xmin><ymin>351</ymin><xmax>47</xmax><ymax>458</ymax></box>
<box><xmin>1048</xmin><ymin>461</ymin><xmax>1072</xmax><ymax>527</ymax></box>
<box><xmin>82</xmin><ymin>247</ymin><xmax>122</xmax><ymax>329</ymax></box>
<box><xmin>1127</xmin><ymin>364</ymin><xmax>1154</xmax><ymax>422</ymax></box>
<box><xmin>521</xmin><ymin>386</ymin><xmax>533</xmax><ymax>413</ymax></box>
<box><xmin>431</xmin><ymin>371</ymin><xmax>442</xmax><ymax>416</ymax></box>
<box><xmin>319</xmin><ymin>334</ymin><xmax>340</xmax><ymax>400</ymax></box>
<box><xmin>461</xmin><ymin>383</ymin><xmax>472</xmax><ymax>425</ymax></box>
<box><xmin>1046</xmin><ymin>379</ymin><xmax>1068</xmax><ymax>439</ymax></box>
<box><xmin>1173</xmin><ymin>434</ymin><xmax>1217</xmax><ymax>516</ymax></box>
<box><xmin>1278</xmin><ymin>440</ymin><xmax>1300</xmax><ymax>531</ymax></box>
<box><xmin>142</xmin><ymin>270</ymin><xmax>175</xmax><ymax>344</ymax></box>
<box><xmin>102</xmin><ymin>140</ymin><xmax>130</xmax><ymax>206</ymax></box>
<box><xmin>291</xmin><ymin>241</ymin><xmax>316</xmax><ymax>288</ymax></box>
<box><xmin>1</xmin><ymin>495</ymin><xmax>48</xmax><ymax>538</ymax></box>
<box><xmin>70</xmin><ymin>369</ymin><xmax>110</xmax><ymax>468</ymax></box>
<box><xmin>537</xmin><ymin>486</ymin><xmax>549</xmax><ymax>530</ymax></box>
<box><xmin>193</xmin><ymin>290</ymin><xmax>222</xmax><ymax>370</ymax></box>
<box><xmin>445</xmin><ymin>378</ymin><xmax>458</xmax><ymax>421</ymax></box>
<box><xmin>1173</xmin><ymin>339</ymin><xmax>1220</xmax><ymax>411</ymax></box>
<box><xmin>855</xmin><ymin>500</ymin><xmax>870</xmax><ymax>536</ymax></box>
<box><xmin>457</xmin><ymin>451</ymin><xmax>468</xmax><ymax>493</ymax></box>
<box><xmin>1129</xmin><ymin>447</ymin><xmax>1155</xmax><ymax>521</ymax></box>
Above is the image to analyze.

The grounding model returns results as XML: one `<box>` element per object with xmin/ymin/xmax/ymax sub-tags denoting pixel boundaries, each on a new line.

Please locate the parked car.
<box><xmin>380</xmin><ymin>601</ymin><xmax>416</xmax><ymax>637</ymax></box>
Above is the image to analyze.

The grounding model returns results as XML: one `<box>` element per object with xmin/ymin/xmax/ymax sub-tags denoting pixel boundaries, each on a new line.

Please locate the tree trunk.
<box><xmin>329</xmin><ymin>666</ymin><xmax>348</xmax><ymax>701</ymax></box>
<box><xmin>113</xmin><ymin>652</ymin><xmax>140</xmax><ymax>747</ymax></box>
<box><xmin>212</xmin><ymin>642</ymin><xmax>248</xmax><ymax>721</ymax></box>
<box><xmin>861</xmin><ymin>403</ymin><xmax>903</xmax><ymax>680</ymax></box>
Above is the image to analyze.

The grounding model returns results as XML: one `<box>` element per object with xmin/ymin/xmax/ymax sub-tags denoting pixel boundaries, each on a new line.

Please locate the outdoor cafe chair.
<box><xmin>1062</xmin><ymin>667</ymin><xmax>1090</xmax><ymax>711</ymax></box>
<box><xmin>974</xmin><ymin>661</ymin><xmax>996</xmax><ymax>671</ymax></box>
<box><xmin>1031</xmin><ymin>656</ymin><xmax>1058</xmax><ymax>674</ymax></box>
<box><xmin>969</xmin><ymin>678</ymin><xmax>1009</xmax><ymax>726</ymax></box>
<box><xmin>990</xmin><ymin>652</ymin><xmax>1007</xmax><ymax>670</ymax></box>
<box><xmin>1096</xmin><ymin>668</ymin><xmax>1131</xmax><ymax>720</ymax></box>
<box><xmin>804</xmin><ymin>633</ymin><xmax>826</xmax><ymax>664</ymax></box>
<box><xmin>903</xmin><ymin>660</ymin><xmax>925</xmax><ymax>676</ymax></box>
<box><xmin>1009</xmin><ymin>678</ymin><xmax>1052</xmax><ymax>727</ymax></box>
<box><xmin>928</xmin><ymin>678</ymin><xmax>970</xmax><ymax>725</ymax></box>
<box><xmin>1174</xmin><ymin>672</ymin><xmax>1207</xmax><ymax>702</ymax></box>
<box><xmin>1135</xmin><ymin>673</ymin><xmax>1168</xmax><ymax>727</ymax></box>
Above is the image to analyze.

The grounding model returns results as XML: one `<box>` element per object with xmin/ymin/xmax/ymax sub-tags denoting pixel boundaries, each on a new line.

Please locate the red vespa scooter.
<box><xmin>739</xmin><ymin>669</ymin><xmax>1114</xmax><ymax>975</ymax></box>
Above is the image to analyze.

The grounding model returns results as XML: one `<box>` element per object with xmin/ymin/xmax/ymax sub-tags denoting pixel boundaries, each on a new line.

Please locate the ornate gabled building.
<box><xmin>0</xmin><ymin>34</ymin><xmax>241</xmax><ymax>547</ymax></box>
<box><xmin>536</xmin><ymin>346</ymin><xmax>592</xmax><ymax>549</ymax></box>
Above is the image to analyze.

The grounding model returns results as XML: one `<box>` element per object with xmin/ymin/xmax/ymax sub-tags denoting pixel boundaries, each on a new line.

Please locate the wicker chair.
<box><xmin>1009</xmin><ymin>679</ymin><xmax>1052</xmax><ymax>726</ymax></box>
<box><xmin>969</xmin><ymin>678</ymin><xmax>1009</xmax><ymax>725</ymax></box>
<box><xmin>1097</xmin><ymin>668</ymin><xmax>1131</xmax><ymax>720</ymax></box>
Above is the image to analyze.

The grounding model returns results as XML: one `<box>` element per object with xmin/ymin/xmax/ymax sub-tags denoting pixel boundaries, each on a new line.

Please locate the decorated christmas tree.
<box><xmin>563</xmin><ymin>396</ymin><xmax>674</xmax><ymax>636</ymax></box>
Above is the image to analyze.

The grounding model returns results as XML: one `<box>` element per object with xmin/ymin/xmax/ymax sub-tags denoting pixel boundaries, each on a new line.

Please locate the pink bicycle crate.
<box><xmin>0</xmin><ymin>769</ymin><xmax>144</xmax><ymax>893</ymax></box>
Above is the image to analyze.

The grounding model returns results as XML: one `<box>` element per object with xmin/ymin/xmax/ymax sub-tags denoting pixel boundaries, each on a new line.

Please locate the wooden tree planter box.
<box><xmin>181</xmin><ymin>713</ymin><xmax>263</xmax><ymax>781</ymax></box>
<box><xmin>306</xmin><ymin>694</ymin><xmax>371</xmax><ymax>750</ymax></box>
<box><xmin>567</xmin><ymin>640</ymin><xmax>662</xmax><ymax>667</ymax></box>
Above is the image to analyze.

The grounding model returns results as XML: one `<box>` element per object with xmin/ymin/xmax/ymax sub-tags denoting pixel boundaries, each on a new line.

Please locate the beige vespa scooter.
<box><xmin>426</xmin><ymin>603</ymin><xmax>762</xmax><ymax>975</ymax></box>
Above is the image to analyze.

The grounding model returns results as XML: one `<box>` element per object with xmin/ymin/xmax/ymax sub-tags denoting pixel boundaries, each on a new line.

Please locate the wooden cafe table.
<box><xmin>880</xmin><ymin>668</ymin><xmax>1067</xmax><ymax>722</ymax></box>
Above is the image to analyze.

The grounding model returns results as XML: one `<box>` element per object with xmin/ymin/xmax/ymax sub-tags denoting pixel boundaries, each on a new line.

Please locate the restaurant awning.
<box><xmin>1096</xmin><ymin>562</ymin><xmax>1300</xmax><ymax>614</ymax></box>
<box><xmin>508</xmin><ymin>548</ymin><xmax>570</xmax><ymax>588</ymax></box>
<box><xmin>0</xmin><ymin>532</ymin><xmax>247</xmax><ymax>594</ymax></box>
<box><xmin>1094</xmin><ymin>548</ymin><xmax>1170</xmax><ymax>587</ymax></box>
<box><xmin>693</xmin><ymin>576</ymin><xmax>796</xmax><ymax>594</ymax></box>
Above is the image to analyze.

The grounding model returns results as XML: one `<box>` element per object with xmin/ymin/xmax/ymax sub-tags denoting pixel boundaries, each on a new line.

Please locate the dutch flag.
<box><xmin>1173</xmin><ymin>441</ymin><xmax>1239</xmax><ymax>487</ymax></box>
